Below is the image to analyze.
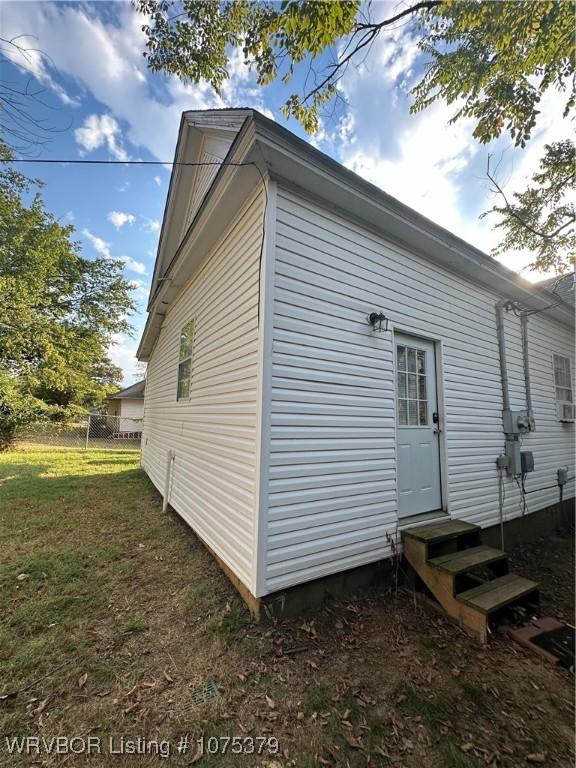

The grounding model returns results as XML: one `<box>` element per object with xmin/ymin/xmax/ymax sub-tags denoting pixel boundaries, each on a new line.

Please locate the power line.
<box><xmin>2</xmin><ymin>155</ymin><xmax>270</xmax><ymax>319</ymax></box>
<box><xmin>1</xmin><ymin>158</ymin><xmax>253</xmax><ymax>167</ymax></box>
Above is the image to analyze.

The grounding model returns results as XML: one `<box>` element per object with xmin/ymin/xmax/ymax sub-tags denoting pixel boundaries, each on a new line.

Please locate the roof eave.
<box><xmin>251</xmin><ymin>111</ymin><xmax>574</xmax><ymax>327</ymax></box>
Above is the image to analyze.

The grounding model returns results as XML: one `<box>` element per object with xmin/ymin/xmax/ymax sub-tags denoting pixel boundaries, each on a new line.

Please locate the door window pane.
<box><xmin>418</xmin><ymin>401</ymin><xmax>428</xmax><ymax>425</ymax></box>
<box><xmin>397</xmin><ymin>372</ymin><xmax>407</xmax><ymax>398</ymax></box>
<box><xmin>418</xmin><ymin>375</ymin><xmax>427</xmax><ymax>399</ymax></box>
<box><xmin>397</xmin><ymin>346</ymin><xmax>406</xmax><ymax>371</ymax></box>
<box><xmin>398</xmin><ymin>399</ymin><xmax>408</xmax><ymax>425</ymax></box>
<box><xmin>417</xmin><ymin>350</ymin><xmax>426</xmax><ymax>374</ymax></box>
<box><xmin>396</xmin><ymin>342</ymin><xmax>432</xmax><ymax>427</ymax></box>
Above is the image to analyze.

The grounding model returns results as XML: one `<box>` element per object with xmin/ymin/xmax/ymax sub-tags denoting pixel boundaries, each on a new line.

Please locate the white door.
<box><xmin>395</xmin><ymin>333</ymin><xmax>442</xmax><ymax>518</ymax></box>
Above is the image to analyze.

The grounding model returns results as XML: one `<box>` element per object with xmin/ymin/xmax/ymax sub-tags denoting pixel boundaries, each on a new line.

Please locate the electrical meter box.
<box><xmin>503</xmin><ymin>410</ymin><xmax>535</xmax><ymax>435</ymax></box>
<box><xmin>520</xmin><ymin>451</ymin><xmax>534</xmax><ymax>474</ymax></box>
<box><xmin>505</xmin><ymin>440</ymin><xmax>522</xmax><ymax>475</ymax></box>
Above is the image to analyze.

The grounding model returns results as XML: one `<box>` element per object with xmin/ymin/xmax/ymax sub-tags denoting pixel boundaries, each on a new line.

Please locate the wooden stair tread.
<box><xmin>429</xmin><ymin>546</ymin><xmax>506</xmax><ymax>575</ymax></box>
<box><xmin>403</xmin><ymin>519</ymin><xmax>479</xmax><ymax>544</ymax></box>
<box><xmin>458</xmin><ymin>574</ymin><xmax>539</xmax><ymax>614</ymax></box>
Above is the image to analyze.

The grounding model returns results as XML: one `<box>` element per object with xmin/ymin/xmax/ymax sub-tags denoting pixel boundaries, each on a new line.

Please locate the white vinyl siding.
<box><xmin>141</xmin><ymin>189</ymin><xmax>263</xmax><ymax>589</ymax></box>
<box><xmin>264</xmin><ymin>186</ymin><xmax>575</xmax><ymax>593</ymax></box>
<box><xmin>183</xmin><ymin>135</ymin><xmax>233</xmax><ymax>232</ymax></box>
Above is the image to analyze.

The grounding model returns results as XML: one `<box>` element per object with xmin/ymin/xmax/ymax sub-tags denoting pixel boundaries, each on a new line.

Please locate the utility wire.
<box><xmin>1</xmin><ymin>158</ymin><xmax>254</xmax><ymax>166</ymax></box>
<box><xmin>1</xmin><ymin>156</ymin><xmax>270</xmax><ymax>319</ymax></box>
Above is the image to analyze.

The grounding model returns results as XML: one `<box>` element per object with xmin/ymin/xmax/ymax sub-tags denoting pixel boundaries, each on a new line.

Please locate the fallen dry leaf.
<box><xmin>33</xmin><ymin>698</ymin><xmax>49</xmax><ymax>716</ymax></box>
<box><xmin>526</xmin><ymin>755</ymin><xmax>546</xmax><ymax>764</ymax></box>
<box><xmin>265</xmin><ymin>695</ymin><xmax>276</xmax><ymax>709</ymax></box>
<box><xmin>78</xmin><ymin>673</ymin><xmax>88</xmax><ymax>689</ymax></box>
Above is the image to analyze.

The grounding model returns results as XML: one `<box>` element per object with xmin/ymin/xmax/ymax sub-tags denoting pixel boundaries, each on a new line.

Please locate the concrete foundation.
<box><xmin>258</xmin><ymin>559</ymin><xmax>396</xmax><ymax>621</ymax></box>
<box><xmin>482</xmin><ymin>497</ymin><xmax>574</xmax><ymax>549</ymax></box>
<box><xmin>256</xmin><ymin>498</ymin><xmax>574</xmax><ymax>621</ymax></box>
<box><xmin>186</xmin><ymin>497</ymin><xmax>575</xmax><ymax>621</ymax></box>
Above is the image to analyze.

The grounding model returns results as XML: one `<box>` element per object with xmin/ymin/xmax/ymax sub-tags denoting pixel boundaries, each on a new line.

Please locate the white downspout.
<box><xmin>162</xmin><ymin>449</ymin><xmax>175</xmax><ymax>513</ymax></box>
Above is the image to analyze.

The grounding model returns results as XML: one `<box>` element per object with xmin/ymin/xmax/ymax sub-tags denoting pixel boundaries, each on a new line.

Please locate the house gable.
<box><xmin>148</xmin><ymin>109</ymin><xmax>253</xmax><ymax>305</ymax></box>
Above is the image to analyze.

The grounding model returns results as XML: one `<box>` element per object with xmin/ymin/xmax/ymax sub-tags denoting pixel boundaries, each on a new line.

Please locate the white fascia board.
<box><xmin>137</xmin><ymin>119</ymin><xmax>262</xmax><ymax>360</ymax></box>
<box><xmin>146</xmin><ymin>110</ymin><xmax>255</xmax><ymax>311</ymax></box>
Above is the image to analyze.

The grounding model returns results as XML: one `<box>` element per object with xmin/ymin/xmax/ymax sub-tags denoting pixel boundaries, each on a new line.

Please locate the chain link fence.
<box><xmin>15</xmin><ymin>414</ymin><xmax>143</xmax><ymax>451</ymax></box>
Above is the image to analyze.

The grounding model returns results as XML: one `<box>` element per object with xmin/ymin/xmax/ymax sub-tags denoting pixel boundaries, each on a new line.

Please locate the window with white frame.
<box><xmin>177</xmin><ymin>320</ymin><xmax>195</xmax><ymax>400</ymax></box>
<box><xmin>553</xmin><ymin>354</ymin><xmax>573</xmax><ymax>404</ymax></box>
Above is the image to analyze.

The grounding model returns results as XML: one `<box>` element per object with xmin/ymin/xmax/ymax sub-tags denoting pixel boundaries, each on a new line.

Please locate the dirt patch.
<box><xmin>508</xmin><ymin>530</ymin><xmax>575</xmax><ymax>623</ymax></box>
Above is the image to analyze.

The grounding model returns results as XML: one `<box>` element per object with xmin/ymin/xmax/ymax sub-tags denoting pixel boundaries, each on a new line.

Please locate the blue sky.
<box><xmin>1</xmin><ymin>1</ymin><xmax>566</xmax><ymax>384</ymax></box>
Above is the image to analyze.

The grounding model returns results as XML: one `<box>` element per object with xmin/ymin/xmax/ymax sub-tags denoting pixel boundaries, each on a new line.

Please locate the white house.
<box><xmin>137</xmin><ymin>109</ymin><xmax>574</xmax><ymax>615</ymax></box>
<box><xmin>106</xmin><ymin>379</ymin><xmax>145</xmax><ymax>434</ymax></box>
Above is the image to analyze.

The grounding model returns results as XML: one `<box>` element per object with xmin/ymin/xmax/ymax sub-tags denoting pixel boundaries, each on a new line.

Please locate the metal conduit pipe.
<box><xmin>495</xmin><ymin>300</ymin><xmax>511</xmax><ymax>414</ymax></box>
<box><xmin>521</xmin><ymin>311</ymin><xmax>533</xmax><ymax>414</ymax></box>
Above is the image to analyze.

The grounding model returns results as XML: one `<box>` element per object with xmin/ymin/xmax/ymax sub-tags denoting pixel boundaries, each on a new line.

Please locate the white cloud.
<box><xmin>2</xmin><ymin>33</ymin><xmax>78</xmax><ymax>106</ymax></box>
<box><xmin>107</xmin><ymin>210</ymin><xmax>136</xmax><ymax>229</ymax></box>
<box><xmin>340</xmin><ymin>99</ymin><xmax>481</xmax><ymax>247</ymax></box>
<box><xmin>5</xmin><ymin>2</ymin><xmax>566</xmax><ymax>285</ymax></box>
<box><xmin>153</xmin><ymin>175</ymin><xmax>161</xmax><ymax>187</ymax></box>
<box><xmin>82</xmin><ymin>228</ymin><xmax>111</xmax><ymax>258</ymax></box>
<box><xmin>109</xmin><ymin>333</ymin><xmax>140</xmax><ymax>386</ymax></box>
<box><xmin>75</xmin><ymin>114</ymin><xmax>130</xmax><ymax>161</ymax></box>
<box><xmin>2</xmin><ymin>3</ymin><xmax>276</xmax><ymax>162</ymax></box>
<box><xmin>130</xmin><ymin>278</ymin><xmax>150</xmax><ymax>301</ymax></box>
<box><xmin>143</xmin><ymin>217</ymin><xmax>161</xmax><ymax>234</ymax></box>
<box><xmin>120</xmin><ymin>256</ymin><xmax>147</xmax><ymax>275</ymax></box>
<box><xmin>82</xmin><ymin>229</ymin><xmax>146</xmax><ymax>275</ymax></box>
<box><xmin>316</xmin><ymin>21</ymin><xmax>570</xmax><ymax>280</ymax></box>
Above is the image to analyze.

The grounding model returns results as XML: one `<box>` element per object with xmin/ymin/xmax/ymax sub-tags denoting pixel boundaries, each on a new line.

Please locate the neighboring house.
<box><xmin>107</xmin><ymin>380</ymin><xmax>145</xmax><ymax>434</ymax></box>
<box><xmin>137</xmin><ymin>109</ymin><xmax>575</xmax><ymax>615</ymax></box>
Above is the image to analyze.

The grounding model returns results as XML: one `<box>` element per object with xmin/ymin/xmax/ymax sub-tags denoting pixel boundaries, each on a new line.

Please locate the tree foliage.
<box><xmin>0</xmin><ymin>143</ymin><xmax>134</xmax><ymax>445</ymax></box>
<box><xmin>411</xmin><ymin>1</ymin><xmax>575</xmax><ymax>148</ymax></box>
<box><xmin>484</xmin><ymin>140</ymin><xmax>575</xmax><ymax>273</ymax></box>
<box><xmin>136</xmin><ymin>0</ymin><xmax>575</xmax><ymax>272</ymax></box>
<box><xmin>0</xmin><ymin>368</ymin><xmax>50</xmax><ymax>450</ymax></box>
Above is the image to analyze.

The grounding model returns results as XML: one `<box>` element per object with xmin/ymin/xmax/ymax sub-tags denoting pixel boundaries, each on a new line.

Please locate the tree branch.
<box><xmin>302</xmin><ymin>1</ymin><xmax>441</xmax><ymax>105</ymax></box>
<box><xmin>486</xmin><ymin>155</ymin><xmax>575</xmax><ymax>242</ymax></box>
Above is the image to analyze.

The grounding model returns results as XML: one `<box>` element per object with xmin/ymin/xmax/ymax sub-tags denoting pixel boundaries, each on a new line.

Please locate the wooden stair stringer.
<box><xmin>403</xmin><ymin>535</ymin><xmax>490</xmax><ymax>643</ymax></box>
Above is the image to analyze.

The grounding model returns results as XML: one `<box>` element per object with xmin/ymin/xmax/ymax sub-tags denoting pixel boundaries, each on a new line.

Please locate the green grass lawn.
<box><xmin>0</xmin><ymin>449</ymin><xmax>573</xmax><ymax>767</ymax></box>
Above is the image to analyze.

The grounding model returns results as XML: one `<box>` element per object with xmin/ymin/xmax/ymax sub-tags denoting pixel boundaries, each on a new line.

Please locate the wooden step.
<box><xmin>403</xmin><ymin>519</ymin><xmax>479</xmax><ymax>545</ymax></box>
<box><xmin>458</xmin><ymin>573</ymin><xmax>539</xmax><ymax>614</ymax></box>
<box><xmin>429</xmin><ymin>546</ymin><xmax>507</xmax><ymax>575</ymax></box>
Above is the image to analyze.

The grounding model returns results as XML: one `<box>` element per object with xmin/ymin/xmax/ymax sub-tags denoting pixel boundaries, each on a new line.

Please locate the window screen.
<box><xmin>177</xmin><ymin>320</ymin><xmax>195</xmax><ymax>400</ymax></box>
<box><xmin>553</xmin><ymin>354</ymin><xmax>573</xmax><ymax>403</ymax></box>
<box><xmin>397</xmin><ymin>344</ymin><xmax>428</xmax><ymax>426</ymax></box>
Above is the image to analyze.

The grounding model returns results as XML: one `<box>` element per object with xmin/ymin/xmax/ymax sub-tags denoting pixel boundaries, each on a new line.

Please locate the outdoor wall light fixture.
<box><xmin>368</xmin><ymin>311</ymin><xmax>389</xmax><ymax>333</ymax></box>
